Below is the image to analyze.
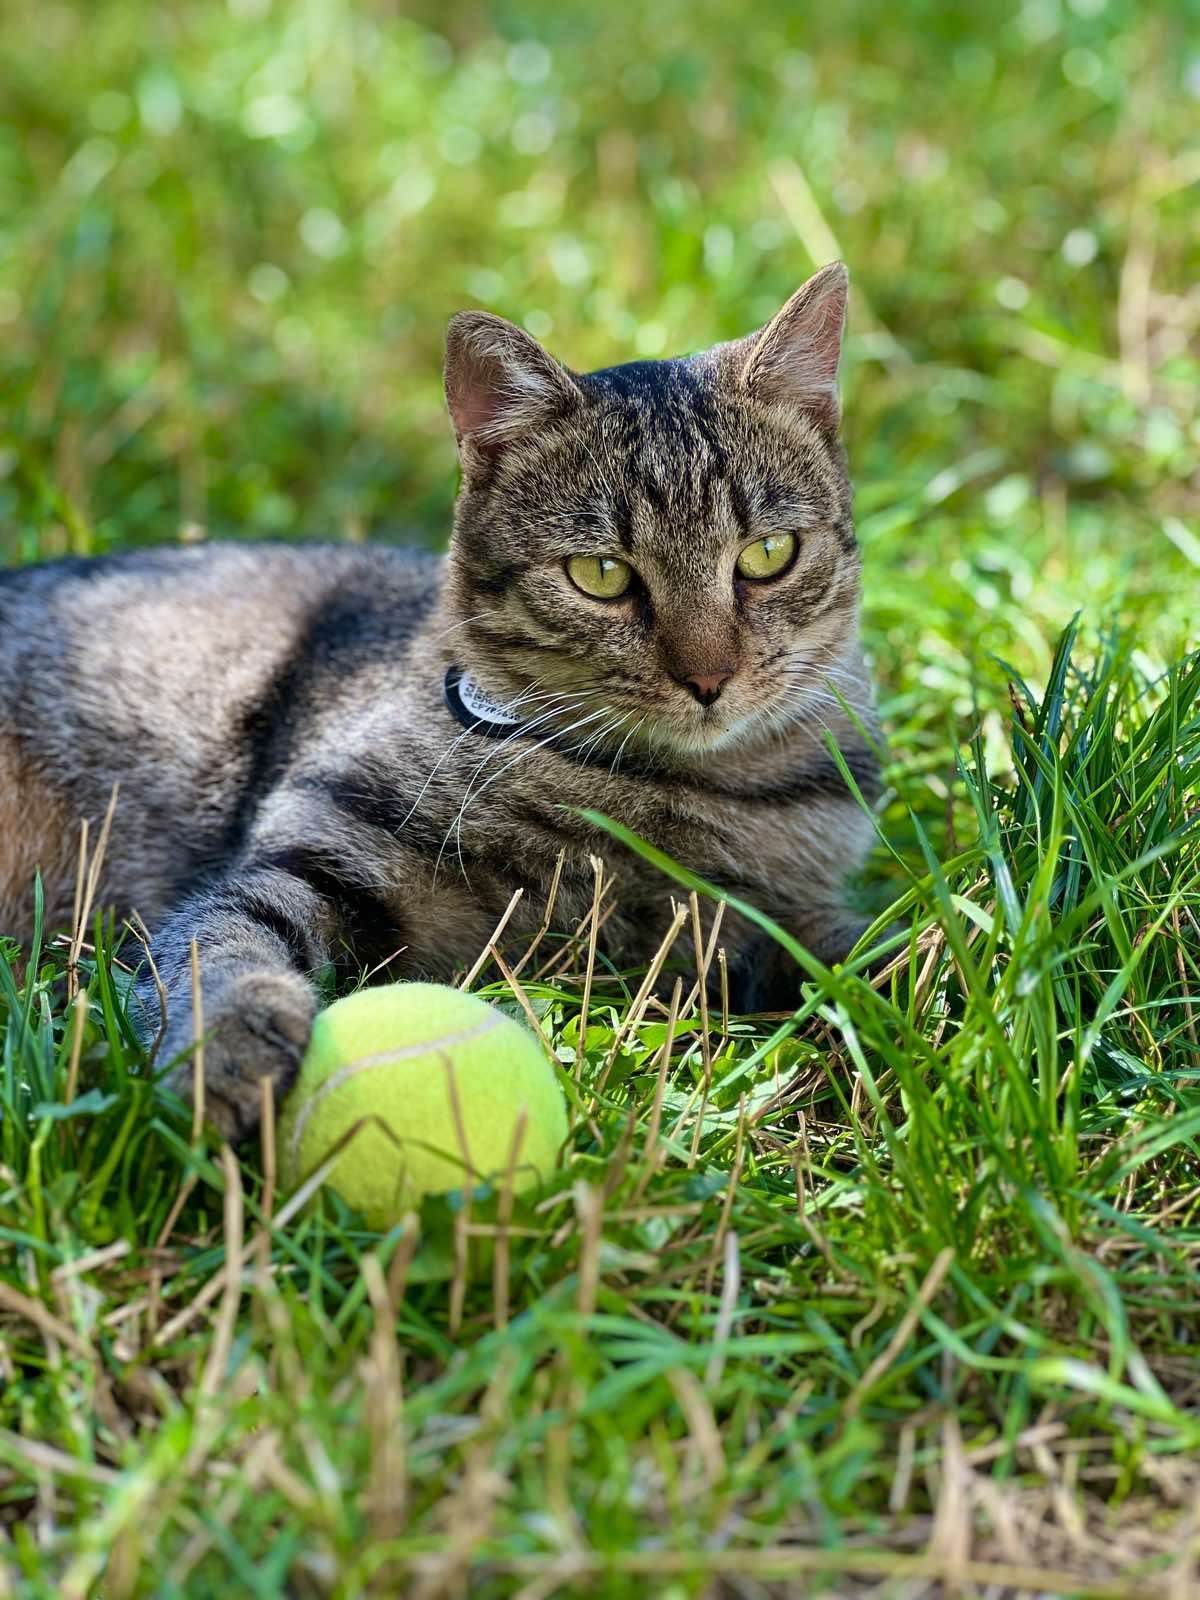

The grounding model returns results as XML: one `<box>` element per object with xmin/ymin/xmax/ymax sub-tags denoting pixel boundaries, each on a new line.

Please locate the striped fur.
<box><xmin>0</xmin><ymin>264</ymin><xmax>881</xmax><ymax>1138</ymax></box>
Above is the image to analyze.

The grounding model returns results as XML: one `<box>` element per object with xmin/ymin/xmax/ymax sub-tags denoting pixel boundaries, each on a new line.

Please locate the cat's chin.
<box><xmin>645</xmin><ymin>691</ymin><xmax>837</xmax><ymax>759</ymax></box>
<box><xmin>641</xmin><ymin>708</ymin><xmax>762</xmax><ymax>759</ymax></box>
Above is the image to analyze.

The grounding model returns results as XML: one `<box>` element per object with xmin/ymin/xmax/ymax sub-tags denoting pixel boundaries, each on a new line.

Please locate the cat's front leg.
<box><xmin>136</xmin><ymin>858</ymin><xmax>343</xmax><ymax>1140</ymax></box>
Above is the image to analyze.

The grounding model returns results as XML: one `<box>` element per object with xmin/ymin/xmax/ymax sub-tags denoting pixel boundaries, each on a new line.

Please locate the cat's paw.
<box><xmin>163</xmin><ymin>969</ymin><xmax>316</xmax><ymax>1142</ymax></box>
<box><xmin>723</xmin><ymin>914</ymin><xmax>880</xmax><ymax>1013</ymax></box>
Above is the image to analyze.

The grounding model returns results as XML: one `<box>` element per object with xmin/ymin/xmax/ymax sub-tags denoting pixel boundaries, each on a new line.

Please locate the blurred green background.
<box><xmin>1</xmin><ymin>0</ymin><xmax>1197</xmax><ymax>755</ymax></box>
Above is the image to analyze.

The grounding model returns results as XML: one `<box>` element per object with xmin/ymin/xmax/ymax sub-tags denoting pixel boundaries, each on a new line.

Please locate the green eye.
<box><xmin>566</xmin><ymin>554</ymin><xmax>634</xmax><ymax>599</ymax></box>
<box><xmin>736</xmin><ymin>532</ymin><xmax>798</xmax><ymax>582</ymax></box>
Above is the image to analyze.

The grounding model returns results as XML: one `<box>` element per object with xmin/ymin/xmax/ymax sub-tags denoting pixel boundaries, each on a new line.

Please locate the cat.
<box><xmin>0</xmin><ymin>262</ymin><xmax>881</xmax><ymax>1139</ymax></box>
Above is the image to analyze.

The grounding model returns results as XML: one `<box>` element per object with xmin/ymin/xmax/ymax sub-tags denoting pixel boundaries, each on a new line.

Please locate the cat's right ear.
<box><xmin>444</xmin><ymin>312</ymin><xmax>582</xmax><ymax>464</ymax></box>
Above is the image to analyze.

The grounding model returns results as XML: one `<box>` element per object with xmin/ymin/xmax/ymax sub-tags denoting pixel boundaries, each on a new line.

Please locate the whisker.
<box><xmin>436</xmin><ymin>705</ymin><xmax>612</xmax><ymax>883</ymax></box>
<box><xmin>608</xmin><ymin>714</ymin><xmax>646</xmax><ymax>779</ymax></box>
<box><xmin>442</xmin><ymin>706</ymin><xmax>611</xmax><ymax>882</ymax></box>
<box><xmin>447</xmin><ymin>693</ymin><xmax>594</xmax><ymax>829</ymax></box>
<box><xmin>395</xmin><ymin>680</ymin><xmax>587</xmax><ymax>838</ymax></box>
<box><xmin>428</xmin><ymin>610</ymin><xmax>495</xmax><ymax>645</ymax></box>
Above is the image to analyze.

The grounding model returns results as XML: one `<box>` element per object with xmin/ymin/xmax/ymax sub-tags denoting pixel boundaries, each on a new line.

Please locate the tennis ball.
<box><xmin>278</xmin><ymin>982</ymin><xmax>567</xmax><ymax>1229</ymax></box>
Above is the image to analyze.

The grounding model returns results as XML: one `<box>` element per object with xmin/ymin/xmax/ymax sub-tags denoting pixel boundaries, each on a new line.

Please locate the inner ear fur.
<box><xmin>731</xmin><ymin>261</ymin><xmax>849</xmax><ymax>428</ymax></box>
<box><xmin>444</xmin><ymin>311</ymin><xmax>583</xmax><ymax>454</ymax></box>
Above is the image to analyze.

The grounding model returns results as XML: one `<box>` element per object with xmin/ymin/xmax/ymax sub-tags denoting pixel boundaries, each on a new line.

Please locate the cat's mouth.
<box><xmin>447</xmin><ymin>659</ymin><xmax>802</xmax><ymax>762</ymax></box>
<box><xmin>568</xmin><ymin>677</ymin><xmax>776</xmax><ymax>758</ymax></box>
<box><xmin>558</xmin><ymin>681</ymin><xmax>760</xmax><ymax>758</ymax></box>
<box><xmin>643</xmin><ymin>695</ymin><xmax>764</xmax><ymax>755</ymax></box>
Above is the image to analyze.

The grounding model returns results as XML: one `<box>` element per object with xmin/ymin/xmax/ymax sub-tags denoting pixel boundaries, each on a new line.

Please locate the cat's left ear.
<box><xmin>444</xmin><ymin>311</ymin><xmax>582</xmax><ymax>462</ymax></box>
<box><xmin>732</xmin><ymin>262</ymin><xmax>848</xmax><ymax>429</ymax></box>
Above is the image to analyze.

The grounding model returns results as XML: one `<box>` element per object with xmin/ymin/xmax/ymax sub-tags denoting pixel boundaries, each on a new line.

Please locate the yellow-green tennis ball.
<box><xmin>278</xmin><ymin>982</ymin><xmax>567</xmax><ymax>1229</ymax></box>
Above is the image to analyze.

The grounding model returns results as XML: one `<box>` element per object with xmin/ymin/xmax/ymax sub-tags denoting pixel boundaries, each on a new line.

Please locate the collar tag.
<box><xmin>444</xmin><ymin>666</ymin><xmax>526</xmax><ymax>738</ymax></box>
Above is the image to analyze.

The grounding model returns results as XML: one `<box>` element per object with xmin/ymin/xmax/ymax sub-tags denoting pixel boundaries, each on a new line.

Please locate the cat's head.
<box><xmin>443</xmin><ymin>263</ymin><xmax>860</xmax><ymax>757</ymax></box>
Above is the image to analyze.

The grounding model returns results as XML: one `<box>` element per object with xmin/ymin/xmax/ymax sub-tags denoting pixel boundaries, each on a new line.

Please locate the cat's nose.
<box><xmin>680</xmin><ymin>668</ymin><xmax>734</xmax><ymax>707</ymax></box>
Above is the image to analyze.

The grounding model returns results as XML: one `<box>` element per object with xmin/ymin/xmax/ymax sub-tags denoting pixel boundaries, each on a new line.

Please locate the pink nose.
<box><xmin>680</xmin><ymin>668</ymin><xmax>734</xmax><ymax>707</ymax></box>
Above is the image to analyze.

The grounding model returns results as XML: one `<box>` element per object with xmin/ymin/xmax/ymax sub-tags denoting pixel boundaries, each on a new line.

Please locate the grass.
<box><xmin>3</xmin><ymin>629</ymin><xmax>1198</xmax><ymax>1598</ymax></box>
<box><xmin>2</xmin><ymin>0</ymin><xmax>1199</xmax><ymax>1594</ymax></box>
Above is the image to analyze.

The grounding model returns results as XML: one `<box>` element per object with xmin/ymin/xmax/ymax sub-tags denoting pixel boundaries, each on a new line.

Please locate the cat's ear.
<box><xmin>733</xmin><ymin>262</ymin><xmax>848</xmax><ymax>428</ymax></box>
<box><xmin>444</xmin><ymin>312</ymin><xmax>582</xmax><ymax>458</ymax></box>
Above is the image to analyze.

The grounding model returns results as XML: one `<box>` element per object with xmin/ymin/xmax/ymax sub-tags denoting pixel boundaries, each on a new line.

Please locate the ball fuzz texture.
<box><xmin>278</xmin><ymin>982</ymin><xmax>567</xmax><ymax>1228</ymax></box>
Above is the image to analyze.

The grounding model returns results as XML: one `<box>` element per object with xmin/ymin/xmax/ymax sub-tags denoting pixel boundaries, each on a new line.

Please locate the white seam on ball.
<box><xmin>286</xmin><ymin>1010</ymin><xmax>505</xmax><ymax>1165</ymax></box>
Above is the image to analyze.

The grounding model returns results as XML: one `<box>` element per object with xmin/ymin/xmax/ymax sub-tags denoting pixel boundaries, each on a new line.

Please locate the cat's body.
<box><xmin>0</xmin><ymin>264</ymin><xmax>881</xmax><ymax>1136</ymax></box>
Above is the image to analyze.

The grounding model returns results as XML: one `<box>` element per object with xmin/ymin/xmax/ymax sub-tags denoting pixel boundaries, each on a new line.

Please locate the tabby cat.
<box><xmin>0</xmin><ymin>262</ymin><xmax>880</xmax><ymax>1138</ymax></box>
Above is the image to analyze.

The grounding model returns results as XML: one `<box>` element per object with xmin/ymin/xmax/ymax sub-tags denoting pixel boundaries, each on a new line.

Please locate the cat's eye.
<box><xmin>736</xmin><ymin>532</ymin><xmax>798</xmax><ymax>582</ymax></box>
<box><xmin>566</xmin><ymin>554</ymin><xmax>634</xmax><ymax>600</ymax></box>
